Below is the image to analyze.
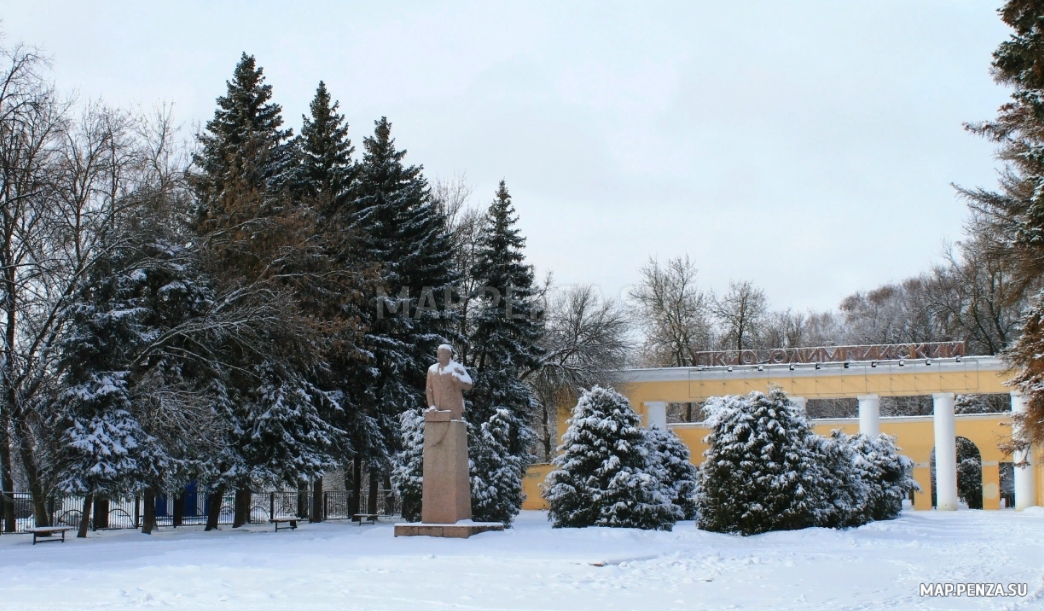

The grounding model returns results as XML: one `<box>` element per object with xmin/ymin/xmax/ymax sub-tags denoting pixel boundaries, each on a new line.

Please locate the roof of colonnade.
<box><xmin>613</xmin><ymin>346</ymin><xmax>1011</xmax><ymax>403</ymax></box>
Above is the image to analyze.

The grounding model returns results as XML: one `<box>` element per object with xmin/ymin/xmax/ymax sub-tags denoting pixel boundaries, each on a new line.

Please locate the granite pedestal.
<box><xmin>393</xmin><ymin>409</ymin><xmax>504</xmax><ymax>539</ymax></box>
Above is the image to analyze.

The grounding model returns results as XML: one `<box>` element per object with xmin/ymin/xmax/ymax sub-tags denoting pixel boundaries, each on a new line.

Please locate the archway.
<box><xmin>930</xmin><ymin>437</ymin><xmax>983</xmax><ymax>509</ymax></box>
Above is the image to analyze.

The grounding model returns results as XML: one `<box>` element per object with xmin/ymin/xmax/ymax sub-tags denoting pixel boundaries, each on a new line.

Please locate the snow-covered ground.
<box><xmin>1</xmin><ymin>509</ymin><xmax>1041</xmax><ymax>610</ymax></box>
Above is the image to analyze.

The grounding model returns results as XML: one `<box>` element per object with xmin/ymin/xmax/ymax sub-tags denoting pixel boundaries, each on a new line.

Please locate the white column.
<box><xmin>933</xmin><ymin>393</ymin><xmax>958</xmax><ymax>511</ymax></box>
<box><xmin>790</xmin><ymin>396</ymin><xmax>807</xmax><ymax>413</ymax></box>
<box><xmin>858</xmin><ymin>394</ymin><xmax>881</xmax><ymax>437</ymax></box>
<box><xmin>1012</xmin><ymin>391</ymin><xmax>1037</xmax><ymax>511</ymax></box>
<box><xmin>644</xmin><ymin>401</ymin><xmax>667</xmax><ymax>430</ymax></box>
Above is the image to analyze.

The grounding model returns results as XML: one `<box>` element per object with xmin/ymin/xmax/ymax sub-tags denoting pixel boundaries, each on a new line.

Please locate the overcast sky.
<box><xmin>4</xmin><ymin>2</ymin><xmax>1013</xmax><ymax>312</ymax></box>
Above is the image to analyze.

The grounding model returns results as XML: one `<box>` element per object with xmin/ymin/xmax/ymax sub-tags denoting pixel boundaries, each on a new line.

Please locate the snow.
<box><xmin>427</xmin><ymin>359</ymin><xmax>472</xmax><ymax>385</ymax></box>
<box><xmin>1</xmin><ymin>509</ymin><xmax>1041</xmax><ymax>610</ymax></box>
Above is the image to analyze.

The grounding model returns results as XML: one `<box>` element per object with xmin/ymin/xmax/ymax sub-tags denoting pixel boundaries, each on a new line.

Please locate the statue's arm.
<box><xmin>452</xmin><ymin>363</ymin><xmax>473</xmax><ymax>391</ymax></box>
<box><xmin>425</xmin><ymin>369</ymin><xmax>436</xmax><ymax>408</ymax></box>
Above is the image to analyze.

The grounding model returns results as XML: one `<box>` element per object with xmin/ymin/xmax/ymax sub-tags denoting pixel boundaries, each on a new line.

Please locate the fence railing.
<box><xmin>0</xmin><ymin>487</ymin><xmax>400</xmax><ymax>535</ymax></box>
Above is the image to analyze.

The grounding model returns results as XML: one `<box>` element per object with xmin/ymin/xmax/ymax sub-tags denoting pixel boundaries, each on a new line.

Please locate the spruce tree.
<box><xmin>194</xmin><ymin>53</ymin><xmax>293</xmax><ymax>233</ymax></box>
<box><xmin>847</xmin><ymin>433</ymin><xmax>917</xmax><ymax>521</ymax></box>
<box><xmin>466</xmin><ymin>181</ymin><xmax>544</xmax><ymax>523</ymax></box>
<box><xmin>963</xmin><ymin>2</ymin><xmax>1044</xmax><ymax>446</ymax></box>
<box><xmin>391</xmin><ymin>407</ymin><xmax>425</xmax><ymax>522</ymax></box>
<box><xmin>469</xmin><ymin>407</ymin><xmax>528</xmax><ymax>524</ymax></box>
<box><xmin>292</xmin><ymin>81</ymin><xmax>355</xmax><ymax>210</ymax></box>
<box><xmin>289</xmin><ymin>82</ymin><xmax>385</xmax><ymax>504</ymax></box>
<box><xmin>53</xmin><ymin>227</ymin><xmax>218</xmax><ymax>535</ymax></box>
<box><xmin>192</xmin><ymin>54</ymin><xmax>344</xmax><ymax>527</ymax></box>
<box><xmin>694</xmin><ymin>389</ymin><xmax>832</xmax><ymax>535</ymax></box>
<box><xmin>816</xmin><ymin>431</ymin><xmax>872</xmax><ymax>528</ymax></box>
<box><xmin>645</xmin><ymin>427</ymin><xmax>699</xmax><ymax>520</ymax></box>
<box><xmin>544</xmin><ymin>386</ymin><xmax>678</xmax><ymax>530</ymax></box>
<box><xmin>350</xmin><ymin>118</ymin><xmax>457</xmax><ymax>473</ymax></box>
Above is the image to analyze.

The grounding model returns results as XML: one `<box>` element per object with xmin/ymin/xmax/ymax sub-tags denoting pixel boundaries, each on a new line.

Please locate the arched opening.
<box><xmin>930</xmin><ymin>437</ymin><xmax>983</xmax><ymax>509</ymax></box>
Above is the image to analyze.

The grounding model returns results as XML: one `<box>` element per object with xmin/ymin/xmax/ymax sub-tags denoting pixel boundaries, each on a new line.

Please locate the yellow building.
<box><xmin>523</xmin><ymin>355</ymin><xmax>1041</xmax><ymax>512</ymax></box>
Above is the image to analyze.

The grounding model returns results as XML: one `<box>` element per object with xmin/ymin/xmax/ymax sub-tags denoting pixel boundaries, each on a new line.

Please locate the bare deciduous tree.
<box><xmin>929</xmin><ymin>238</ymin><xmax>1028</xmax><ymax>355</ymax></box>
<box><xmin>712</xmin><ymin>280</ymin><xmax>768</xmax><ymax>352</ymax></box>
<box><xmin>629</xmin><ymin>255</ymin><xmax>712</xmax><ymax>367</ymax></box>
<box><xmin>432</xmin><ymin>174</ymin><xmax>483</xmax><ymax>362</ymax></box>
<box><xmin>527</xmin><ymin>285</ymin><xmax>631</xmax><ymax>460</ymax></box>
<box><xmin>0</xmin><ymin>43</ymin><xmax>150</xmax><ymax>524</ymax></box>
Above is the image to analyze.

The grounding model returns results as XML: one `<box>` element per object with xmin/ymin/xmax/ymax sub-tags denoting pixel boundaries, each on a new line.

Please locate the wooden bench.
<box><xmin>352</xmin><ymin>513</ymin><xmax>379</xmax><ymax>525</ymax></box>
<box><xmin>28</xmin><ymin>526</ymin><xmax>74</xmax><ymax>545</ymax></box>
<box><xmin>270</xmin><ymin>517</ymin><xmax>298</xmax><ymax>532</ymax></box>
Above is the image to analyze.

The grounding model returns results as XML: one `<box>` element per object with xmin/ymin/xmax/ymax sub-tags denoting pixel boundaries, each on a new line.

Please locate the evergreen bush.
<box><xmin>544</xmin><ymin>386</ymin><xmax>678</xmax><ymax>530</ymax></box>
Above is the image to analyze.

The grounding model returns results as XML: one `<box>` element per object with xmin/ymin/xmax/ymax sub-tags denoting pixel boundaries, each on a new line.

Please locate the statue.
<box><xmin>395</xmin><ymin>344</ymin><xmax>504</xmax><ymax>537</ymax></box>
<box><xmin>426</xmin><ymin>344</ymin><xmax>472</xmax><ymax>419</ymax></box>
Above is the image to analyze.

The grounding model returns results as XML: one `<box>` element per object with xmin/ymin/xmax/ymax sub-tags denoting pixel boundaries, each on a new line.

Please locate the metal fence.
<box><xmin>0</xmin><ymin>486</ymin><xmax>400</xmax><ymax>535</ymax></box>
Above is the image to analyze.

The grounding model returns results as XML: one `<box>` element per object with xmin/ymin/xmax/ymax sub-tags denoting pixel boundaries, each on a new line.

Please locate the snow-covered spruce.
<box><xmin>645</xmin><ymin>427</ymin><xmax>699</xmax><ymax>520</ymax></box>
<box><xmin>469</xmin><ymin>406</ymin><xmax>528</xmax><ymax>525</ymax></box>
<box><xmin>465</xmin><ymin>182</ymin><xmax>544</xmax><ymax>525</ymax></box>
<box><xmin>544</xmin><ymin>386</ymin><xmax>678</xmax><ymax>530</ymax></box>
<box><xmin>695</xmin><ymin>388</ymin><xmax>919</xmax><ymax>535</ymax></box>
<box><xmin>846</xmin><ymin>432</ymin><xmax>918</xmax><ymax>521</ymax></box>
<box><xmin>391</xmin><ymin>407</ymin><xmax>425</xmax><ymax>522</ymax></box>
<box><xmin>814</xmin><ymin>431</ymin><xmax>872</xmax><ymax>528</ymax></box>
<box><xmin>694</xmin><ymin>389</ymin><xmax>832</xmax><ymax>535</ymax></box>
<box><xmin>350</xmin><ymin>116</ymin><xmax>459</xmax><ymax>460</ymax></box>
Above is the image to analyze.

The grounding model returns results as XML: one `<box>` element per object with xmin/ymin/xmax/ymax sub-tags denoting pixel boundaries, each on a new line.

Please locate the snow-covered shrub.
<box><xmin>544</xmin><ymin>386</ymin><xmax>678</xmax><ymax>530</ymax></box>
<box><xmin>816</xmin><ymin>431</ymin><xmax>873</xmax><ymax>528</ymax></box>
<box><xmin>848</xmin><ymin>433</ymin><xmax>918</xmax><ymax>520</ymax></box>
<box><xmin>470</xmin><ymin>407</ymin><xmax>528</xmax><ymax>525</ymax></box>
<box><xmin>694</xmin><ymin>388</ymin><xmax>832</xmax><ymax>535</ymax></box>
<box><xmin>645</xmin><ymin>427</ymin><xmax>699</xmax><ymax>520</ymax></box>
<box><xmin>694</xmin><ymin>386</ymin><xmax>919</xmax><ymax>535</ymax></box>
<box><xmin>391</xmin><ymin>408</ymin><xmax>425</xmax><ymax>522</ymax></box>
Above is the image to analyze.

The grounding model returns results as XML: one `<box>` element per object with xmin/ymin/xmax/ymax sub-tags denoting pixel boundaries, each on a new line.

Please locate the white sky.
<box><xmin>4</xmin><ymin>1</ymin><xmax>1012</xmax><ymax>312</ymax></box>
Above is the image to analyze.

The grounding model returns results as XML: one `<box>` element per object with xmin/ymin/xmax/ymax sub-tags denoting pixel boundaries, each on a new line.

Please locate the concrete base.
<box><xmin>394</xmin><ymin>522</ymin><xmax>505</xmax><ymax>539</ymax></box>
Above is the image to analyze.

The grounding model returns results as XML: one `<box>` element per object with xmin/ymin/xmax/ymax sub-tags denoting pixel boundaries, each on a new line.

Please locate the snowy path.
<box><xmin>1</xmin><ymin>509</ymin><xmax>1042</xmax><ymax>610</ymax></box>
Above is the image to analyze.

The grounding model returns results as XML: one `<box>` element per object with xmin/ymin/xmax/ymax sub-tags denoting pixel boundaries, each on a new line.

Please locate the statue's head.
<box><xmin>437</xmin><ymin>343</ymin><xmax>453</xmax><ymax>367</ymax></box>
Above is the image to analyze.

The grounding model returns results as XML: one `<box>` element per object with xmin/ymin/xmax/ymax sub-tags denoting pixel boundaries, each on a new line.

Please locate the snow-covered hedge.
<box><xmin>695</xmin><ymin>388</ymin><xmax>917</xmax><ymax>536</ymax></box>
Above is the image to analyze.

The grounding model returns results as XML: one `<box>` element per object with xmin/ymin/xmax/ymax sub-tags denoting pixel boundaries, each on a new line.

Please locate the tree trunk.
<box><xmin>297</xmin><ymin>480</ymin><xmax>309</xmax><ymax>518</ymax></box>
<box><xmin>685</xmin><ymin>402</ymin><xmax>693</xmax><ymax>423</ymax></box>
<box><xmin>540</xmin><ymin>403</ymin><xmax>553</xmax><ymax>461</ymax></box>
<box><xmin>349</xmin><ymin>460</ymin><xmax>361</xmax><ymax>517</ymax></box>
<box><xmin>233</xmin><ymin>486</ymin><xmax>251</xmax><ymax>527</ymax></box>
<box><xmin>141</xmin><ymin>489</ymin><xmax>156</xmax><ymax>534</ymax></box>
<box><xmin>172</xmin><ymin>493</ymin><xmax>184</xmax><ymax>527</ymax></box>
<box><xmin>77</xmin><ymin>494</ymin><xmax>92</xmax><ymax>538</ymax></box>
<box><xmin>15</xmin><ymin>418</ymin><xmax>48</xmax><ymax>527</ymax></box>
<box><xmin>205</xmin><ymin>485</ymin><xmax>224</xmax><ymax>531</ymax></box>
<box><xmin>0</xmin><ymin>417</ymin><xmax>15</xmax><ymax>532</ymax></box>
<box><xmin>311</xmin><ymin>477</ymin><xmax>323</xmax><ymax>523</ymax></box>
<box><xmin>367</xmin><ymin>469</ymin><xmax>379</xmax><ymax>515</ymax></box>
<box><xmin>93</xmin><ymin>496</ymin><xmax>109</xmax><ymax>529</ymax></box>
<box><xmin>383</xmin><ymin>473</ymin><xmax>395</xmax><ymax>514</ymax></box>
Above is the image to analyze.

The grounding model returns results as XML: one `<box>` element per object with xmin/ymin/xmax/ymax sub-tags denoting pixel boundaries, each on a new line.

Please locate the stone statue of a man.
<box><xmin>426</xmin><ymin>344</ymin><xmax>472</xmax><ymax>419</ymax></box>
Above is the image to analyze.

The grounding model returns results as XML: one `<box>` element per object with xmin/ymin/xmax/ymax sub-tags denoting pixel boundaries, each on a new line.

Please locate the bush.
<box><xmin>695</xmin><ymin>389</ymin><xmax>831</xmax><ymax>535</ymax></box>
<box><xmin>645</xmin><ymin>426</ymin><xmax>699</xmax><ymax>520</ymax></box>
<box><xmin>544</xmin><ymin>386</ymin><xmax>678</xmax><ymax>530</ymax></box>
<box><xmin>694</xmin><ymin>387</ymin><xmax>918</xmax><ymax>536</ymax></box>
<box><xmin>390</xmin><ymin>408</ymin><xmax>424</xmax><ymax>522</ymax></box>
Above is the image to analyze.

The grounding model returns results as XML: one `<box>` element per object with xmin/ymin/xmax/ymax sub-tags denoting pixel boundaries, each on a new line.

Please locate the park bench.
<box><xmin>352</xmin><ymin>513</ymin><xmax>379</xmax><ymax>525</ymax></box>
<box><xmin>28</xmin><ymin>526</ymin><xmax>74</xmax><ymax>545</ymax></box>
<box><xmin>270</xmin><ymin>517</ymin><xmax>298</xmax><ymax>532</ymax></box>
